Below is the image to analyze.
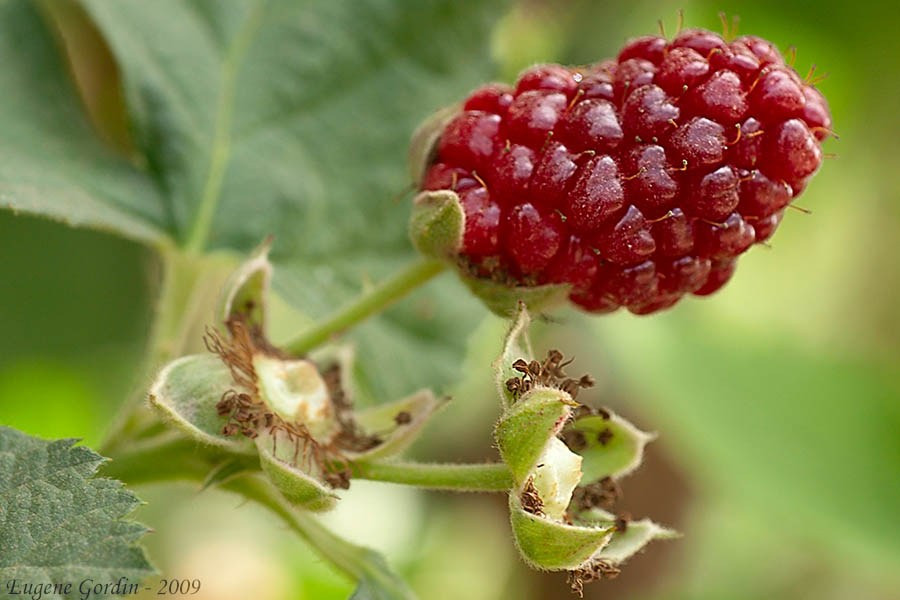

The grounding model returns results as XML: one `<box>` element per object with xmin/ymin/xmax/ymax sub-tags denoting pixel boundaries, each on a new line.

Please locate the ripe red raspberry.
<box><xmin>419</xmin><ymin>28</ymin><xmax>831</xmax><ymax>315</ymax></box>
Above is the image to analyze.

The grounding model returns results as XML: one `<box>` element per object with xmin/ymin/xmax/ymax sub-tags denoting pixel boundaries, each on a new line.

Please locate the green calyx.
<box><xmin>148</xmin><ymin>244</ymin><xmax>446</xmax><ymax>511</ymax></box>
<box><xmin>491</xmin><ymin>304</ymin><xmax>673</xmax><ymax>576</ymax></box>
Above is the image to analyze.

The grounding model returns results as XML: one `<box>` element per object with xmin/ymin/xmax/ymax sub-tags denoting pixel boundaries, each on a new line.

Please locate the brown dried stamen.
<box><xmin>506</xmin><ymin>349</ymin><xmax>595</xmax><ymax>401</ymax></box>
<box><xmin>520</xmin><ymin>477</ymin><xmax>544</xmax><ymax>516</ymax></box>
<box><xmin>571</xmin><ymin>476</ymin><xmax>622</xmax><ymax>512</ymax></box>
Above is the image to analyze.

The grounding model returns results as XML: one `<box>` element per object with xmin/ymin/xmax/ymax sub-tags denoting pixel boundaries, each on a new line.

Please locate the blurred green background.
<box><xmin>1</xmin><ymin>1</ymin><xmax>898</xmax><ymax>599</ymax></box>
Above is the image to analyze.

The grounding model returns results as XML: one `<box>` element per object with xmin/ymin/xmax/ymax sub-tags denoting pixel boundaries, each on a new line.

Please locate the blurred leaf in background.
<box><xmin>1</xmin><ymin>0</ymin><xmax>898</xmax><ymax>599</ymax></box>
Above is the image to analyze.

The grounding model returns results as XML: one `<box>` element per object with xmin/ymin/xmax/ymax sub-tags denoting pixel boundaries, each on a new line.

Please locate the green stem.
<box><xmin>102</xmin><ymin>437</ymin><xmax>374</xmax><ymax>582</ymax></box>
<box><xmin>100</xmin><ymin>248</ymin><xmax>237</xmax><ymax>455</ymax></box>
<box><xmin>221</xmin><ymin>475</ymin><xmax>372</xmax><ymax>580</ymax></box>
<box><xmin>352</xmin><ymin>460</ymin><xmax>513</xmax><ymax>492</ymax></box>
<box><xmin>285</xmin><ymin>258</ymin><xmax>446</xmax><ymax>355</ymax></box>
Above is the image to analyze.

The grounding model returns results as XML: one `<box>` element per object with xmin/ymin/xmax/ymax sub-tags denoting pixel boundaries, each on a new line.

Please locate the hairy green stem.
<box><xmin>220</xmin><ymin>475</ymin><xmax>372</xmax><ymax>580</ymax></box>
<box><xmin>102</xmin><ymin>438</ymin><xmax>373</xmax><ymax>583</ymax></box>
<box><xmin>352</xmin><ymin>460</ymin><xmax>513</xmax><ymax>492</ymax></box>
<box><xmin>104</xmin><ymin>434</ymin><xmax>513</xmax><ymax>494</ymax></box>
<box><xmin>100</xmin><ymin>248</ymin><xmax>236</xmax><ymax>455</ymax></box>
<box><xmin>285</xmin><ymin>258</ymin><xmax>446</xmax><ymax>355</ymax></box>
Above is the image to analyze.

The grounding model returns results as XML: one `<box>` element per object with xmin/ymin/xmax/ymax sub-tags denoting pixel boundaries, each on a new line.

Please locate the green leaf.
<box><xmin>148</xmin><ymin>354</ymin><xmax>255</xmax><ymax>454</ymax></box>
<box><xmin>255</xmin><ymin>430</ymin><xmax>338</xmax><ymax>512</ymax></box>
<box><xmin>348</xmin><ymin>550</ymin><xmax>418</xmax><ymax>600</ymax></box>
<box><xmin>572</xmin><ymin>413</ymin><xmax>655</xmax><ymax>483</ymax></box>
<box><xmin>491</xmin><ymin>302</ymin><xmax>534</xmax><ymax>407</ymax></box>
<box><xmin>74</xmin><ymin>0</ymin><xmax>508</xmax><ymax>400</ymax></box>
<box><xmin>508</xmin><ymin>494</ymin><xmax>612</xmax><ymax>571</ymax></box>
<box><xmin>0</xmin><ymin>426</ymin><xmax>155</xmax><ymax>590</ymax></box>
<box><xmin>0</xmin><ymin>1</ymin><xmax>167</xmax><ymax>244</ymax></box>
<box><xmin>494</xmin><ymin>387</ymin><xmax>576</xmax><ymax>487</ymax></box>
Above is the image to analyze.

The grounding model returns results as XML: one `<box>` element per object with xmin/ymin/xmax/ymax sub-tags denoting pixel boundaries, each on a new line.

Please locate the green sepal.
<box><xmin>575</xmin><ymin>508</ymin><xmax>678</xmax><ymax>565</ymax></box>
<box><xmin>460</xmin><ymin>276</ymin><xmax>570</xmax><ymax>318</ymax></box>
<box><xmin>491</xmin><ymin>302</ymin><xmax>534</xmax><ymax>407</ymax></box>
<box><xmin>408</xmin><ymin>103</ymin><xmax>461</xmax><ymax>187</ymax></box>
<box><xmin>148</xmin><ymin>354</ymin><xmax>255</xmax><ymax>454</ymax></box>
<box><xmin>217</xmin><ymin>236</ymin><xmax>273</xmax><ymax>330</ymax></box>
<box><xmin>255</xmin><ymin>430</ymin><xmax>338</xmax><ymax>512</ymax></box>
<box><xmin>508</xmin><ymin>494</ymin><xmax>613</xmax><ymax>571</ymax></box>
<box><xmin>408</xmin><ymin>190</ymin><xmax>464</xmax><ymax>260</ymax></box>
<box><xmin>572</xmin><ymin>413</ymin><xmax>655</xmax><ymax>483</ymax></box>
<box><xmin>311</xmin><ymin>344</ymin><xmax>446</xmax><ymax>461</ymax></box>
<box><xmin>352</xmin><ymin>390</ymin><xmax>447</xmax><ymax>461</ymax></box>
<box><xmin>495</xmin><ymin>386</ymin><xmax>577</xmax><ymax>487</ymax></box>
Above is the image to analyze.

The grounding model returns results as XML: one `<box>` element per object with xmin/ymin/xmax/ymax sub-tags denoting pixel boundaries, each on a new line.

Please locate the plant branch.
<box><xmin>220</xmin><ymin>475</ymin><xmax>372</xmax><ymax>580</ymax></box>
<box><xmin>102</xmin><ymin>437</ymin><xmax>400</xmax><ymax>585</ymax></box>
<box><xmin>351</xmin><ymin>460</ymin><xmax>513</xmax><ymax>492</ymax></box>
<box><xmin>285</xmin><ymin>257</ymin><xmax>446</xmax><ymax>355</ymax></box>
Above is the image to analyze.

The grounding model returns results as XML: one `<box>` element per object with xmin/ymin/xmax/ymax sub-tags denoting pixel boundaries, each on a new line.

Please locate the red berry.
<box><xmin>658</xmin><ymin>255</ymin><xmax>712</xmax><ymax>294</ymax></box>
<box><xmin>708</xmin><ymin>41</ymin><xmax>761</xmax><ymax>82</ymax></box>
<box><xmin>577</xmin><ymin>65</ymin><xmax>615</xmax><ymax>101</ymax></box>
<box><xmin>652</xmin><ymin>208</ymin><xmax>695</xmax><ymax>257</ymax></box>
<box><xmin>623</xmin><ymin>144</ymin><xmax>680</xmax><ymax>215</ymax></box>
<box><xmin>760</xmin><ymin>118</ymin><xmax>823</xmax><ymax>187</ymax></box>
<box><xmin>438</xmin><ymin>111</ymin><xmax>501</xmax><ymax>171</ymax></box>
<box><xmin>614</xmin><ymin>58</ymin><xmax>656</xmax><ymax>103</ymax></box>
<box><xmin>689</xmin><ymin>166</ymin><xmax>740</xmax><ymax>221</ymax></box>
<box><xmin>558</xmin><ymin>98</ymin><xmax>623</xmax><ymax>153</ymax></box>
<box><xmin>458</xmin><ymin>187</ymin><xmax>501</xmax><ymax>256</ymax></box>
<box><xmin>749</xmin><ymin>67</ymin><xmax>806</xmax><ymax>123</ymax></box>
<box><xmin>671</xmin><ymin>29</ymin><xmax>727</xmax><ymax>56</ymax></box>
<box><xmin>605</xmin><ymin>260</ymin><xmax>658</xmax><ymax>305</ymax></box>
<box><xmin>421</xmin><ymin>27</ymin><xmax>831</xmax><ymax>314</ymax></box>
<box><xmin>656</xmin><ymin>47</ymin><xmax>709</xmax><ymax>96</ymax></box>
<box><xmin>566</xmin><ymin>154</ymin><xmax>624</xmax><ymax>230</ymax></box>
<box><xmin>622</xmin><ymin>84</ymin><xmax>680</xmax><ymax>141</ymax></box>
<box><xmin>752</xmin><ymin>210</ymin><xmax>784</xmax><ymax>243</ymax></box>
<box><xmin>669</xmin><ymin>117</ymin><xmax>727</xmax><ymax>169</ymax></box>
<box><xmin>516</xmin><ymin>64</ymin><xmax>579</xmax><ymax>97</ymax></box>
<box><xmin>685</xmin><ymin>69</ymin><xmax>748</xmax><ymax>124</ymax></box>
<box><xmin>464</xmin><ymin>84</ymin><xmax>514</xmax><ymax>114</ymax></box>
<box><xmin>488</xmin><ymin>144</ymin><xmax>535</xmax><ymax>205</ymax></box>
<box><xmin>529</xmin><ymin>141</ymin><xmax>579</xmax><ymax>209</ymax></box>
<box><xmin>693</xmin><ymin>259</ymin><xmax>737</xmax><ymax>296</ymax></box>
<box><xmin>618</xmin><ymin>35</ymin><xmax>668</xmax><ymax>64</ymax></box>
<box><xmin>541</xmin><ymin>234</ymin><xmax>599</xmax><ymax>291</ymax></box>
<box><xmin>504</xmin><ymin>203</ymin><xmax>563</xmax><ymax>274</ymax></box>
<box><xmin>738</xmin><ymin>170</ymin><xmax>792</xmax><ymax>218</ymax></box>
<box><xmin>423</xmin><ymin>163</ymin><xmax>477</xmax><ymax>192</ymax></box>
<box><xmin>591</xmin><ymin>205</ymin><xmax>656</xmax><ymax>265</ymax></box>
<box><xmin>696</xmin><ymin>212</ymin><xmax>756</xmax><ymax>259</ymax></box>
<box><xmin>505</xmin><ymin>90</ymin><xmax>568</xmax><ymax>146</ymax></box>
<box><xmin>729</xmin><ymin>117</ymin><xmax>765</xmax><ymax>168</ymax></box>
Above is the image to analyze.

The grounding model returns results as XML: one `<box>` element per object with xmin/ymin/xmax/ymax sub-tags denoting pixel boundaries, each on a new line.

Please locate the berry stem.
<box><xmin>285</xmin><ymin>257</ymin><xmax>447</xmax><ymax>355</ymax></box>
<box><xmin>352</xmin><ymin>460</ymin><xmax>513</xmax><ymax>492</ymax></box>
<box><xmin>102</xmin><ymin>437</ymin><xmax>394</xmax><ymax>585</ymax></box>
<box><xmin>220</xmin><ymin>475</ymin><xmax>381</xmax><ymax>582</ymax></box>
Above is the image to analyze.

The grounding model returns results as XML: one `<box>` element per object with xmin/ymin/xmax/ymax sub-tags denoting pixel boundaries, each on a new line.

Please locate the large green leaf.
<box><xmin>0</xmin><ymin>426</ymin><xmax>155</xmax><ymax>594</ymax></box>
<box><xmin>0</xmin><ymin>1</ymin><xmax>167</xmax><ymax>244</ymax></box>
<box><xmin>76</xmin><ymin>0</ymin><xmax>508</xmax><ymax>399</ymax></box>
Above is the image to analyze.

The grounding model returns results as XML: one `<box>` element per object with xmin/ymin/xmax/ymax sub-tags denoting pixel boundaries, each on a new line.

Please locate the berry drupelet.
<box><xmin>419</xmin><ymin>28</ymin><xmax>831</xmax><ymax>315</ymax></box>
